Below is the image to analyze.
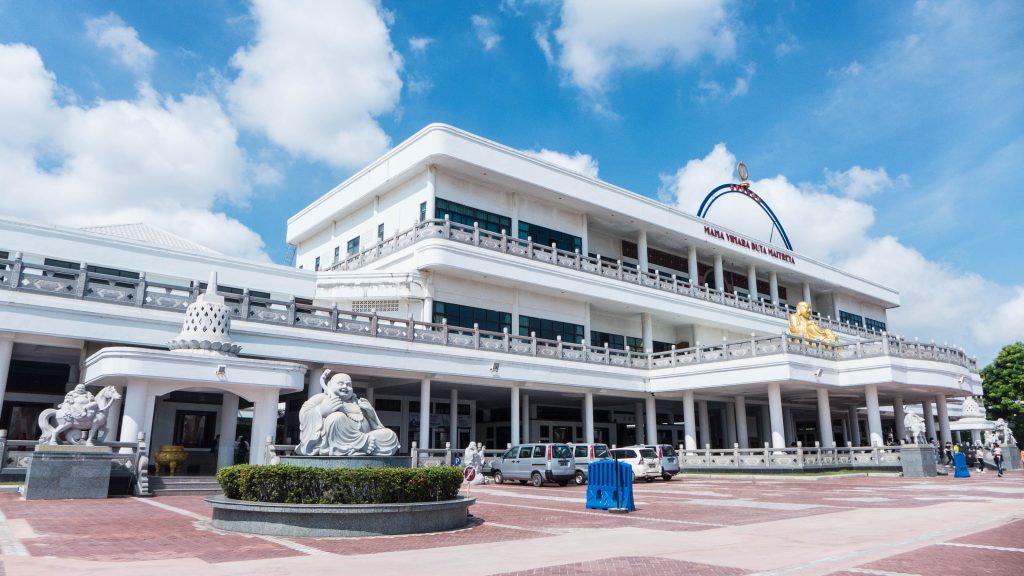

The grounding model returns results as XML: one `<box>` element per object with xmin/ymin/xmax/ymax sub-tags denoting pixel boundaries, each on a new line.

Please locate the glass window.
<box><xmin>334</xmin><ymin>246</ymin><xmax>340</xmax><ymax>262</ymax></box>
<box><xmin>435</xmin><ymin>198</ymin><xmax>511</xmax><ymax>234</ymax></box>
<box><xmin>521</xmin><ymin>315</ymin><xmax>584</xmax><ymax>343</ymax></box>
<box><xmin>639</xmin><ymin>448</ymin><xmax>658</xmax><ymax>459</ymax></box>
<box><xmin>502</xmin><ymin>448</ymin><xmax>517</xmax><ymax>459</ymax></box>
<box><xmin>865</xmin><ymin>318</ymin><xmax>887</xmax><ymax>332</ymax></box>
<box><xmin>518</xmin><ymin>221</ymin><xmax>582</xmax><ymax>253</ymax></box>
<box><xmin>433</xmin><ymin>301</ymin><xmax>511</xmax><ymax>333</ymax></box>
<box><xmin>626</xmin><ymin>336</ymin><xmax>645</xmax><ymax>353</ymax></box>
<box><xmin>532</xmin><ymin>446</ymin><xmax>546</xmax><ymax>458</ymax></box>
<box><xmin>419</xmin><ymin>201</ymin><xmax>427</xmax><ymax>222</ymax></box>
<box><xmin>377</xmin><ymin>223</ymin><xmax>384</xmax><ymax>242</ymax></box>
<box><xmin>552</xmin><ymin>445</ymin><xmax>572</xmax><ymax>459</ymax></box>
<box><xmin>839</xmin><ymin>310</ymin><xmax>864</xmax><ymax>326</ymax></box>
<box><xmin>652</xmin><ymin>341</ymin><xmax>673</xmax><ymax>353</ymax></box>
<box><xmin>574</xmin><ymin>446</ymin><xmax>587</xmax><ymax>458</ymax></box>
<box><xmin>591</xmin><ymin>331</ymin><xmax>625</xmax><ymax>350</ymax></box>
<box><xmin>314</xmin><ymin>256</ymin><xmax>320</xmax><ymax>271</ymax></box>
<box><xmin>593</xmin><ymin>444</ymin><xmax>610</xmax><ymax>458</ymax></box>
<box><xmin>518</xmin><ymin>447</ymin><xmax>533</xmax><ymax>458</ymax></box>
<box><xmin>661</xmin><ymin>445</ymin><xmax>676</xmax><ymax>457</ymax></box>
<box><xmin>346</xmin><ymin>236</ymin><xmax>360</xmax><ymax>256</ymax></box>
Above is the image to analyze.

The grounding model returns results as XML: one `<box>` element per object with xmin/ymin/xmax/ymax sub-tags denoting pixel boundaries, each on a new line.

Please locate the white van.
<box><xmin>491</xmin><ymin>443</ymin><xmax>576</xmax><ymax>487</ymax></box>
<box><xmin>609</xmin><ymin>447</ymin><xmax>660</xmax><ymax>482</ymax></box>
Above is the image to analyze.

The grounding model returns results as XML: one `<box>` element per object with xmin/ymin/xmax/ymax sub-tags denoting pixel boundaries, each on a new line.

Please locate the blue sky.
<box><xmin>0</xmin><ymin>0</ymin><xmax>1021</xmax><ymax>363</ymax></box>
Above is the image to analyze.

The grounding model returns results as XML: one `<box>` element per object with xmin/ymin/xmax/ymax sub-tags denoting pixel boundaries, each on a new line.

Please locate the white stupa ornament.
<box><xmin>167</xmin><ymin>271</ymin><xmax>241</xmax><ymax>356</ymax></box>
<box><xmin>961</xmin><ymin>396</ymin><xmax>982</xmax><ymax>419</ymax></box>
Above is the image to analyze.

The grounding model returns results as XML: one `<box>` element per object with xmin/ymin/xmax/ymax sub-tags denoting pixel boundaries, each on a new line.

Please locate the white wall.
<box><xmin>436</xmin><ymin>173</ymin><xmax>514</xmax><ymax>225</ymax></box>
<box><xmin>833</xmin><ymin>292</ymin><xmax>889</xmax><ymax>328</ymax></box>
<box><xmin>587</xmin><ymin>230</ymin><xmax>620</xmax><ymax>259</ymax></box>
<box><xmin>517</xmin><ymin>195</ymin><xmax>585</xmax><ymax>241</ymax></box>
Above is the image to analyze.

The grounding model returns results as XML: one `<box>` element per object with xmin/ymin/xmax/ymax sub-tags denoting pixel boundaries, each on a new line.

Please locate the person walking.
<box><xmin>993</xmin><ymin>445</ymin><xmax>1004</xmax><ymax>477</ymax></box>
<box><xmin>976</xmin><ymin>445</ymin><xmax>986</xmax><ymax>473</ymax></box>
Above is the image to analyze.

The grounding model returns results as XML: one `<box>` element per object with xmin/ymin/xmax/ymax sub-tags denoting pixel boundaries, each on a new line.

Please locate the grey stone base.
<box><xmin>206</xmin><ymin>495</ymin><xmax>475</xmax><ymax>537</ymax></box>
<box><xmin>900</xmin><ymin>445</ymin><xmax>938</xmax><ymax>477</ymax></box>
<box><xmin>279</xmin><ymin>455</ymin><xmax>412</xmax><ymax>469</ymax></box>
<box><xmin>1002</xmin><ymin>445</ymin><xmax>1021</xmax><ymax>471</ymax></box>
<box><xmin>24</xmin><ymin>445</ymin><xmax>113</xmax><ymax>500</ymax></box>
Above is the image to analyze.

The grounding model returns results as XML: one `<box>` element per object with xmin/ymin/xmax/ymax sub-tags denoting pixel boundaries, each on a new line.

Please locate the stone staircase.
<box><xmin>149</xmin><ymin>476</ymin><xmax>222</xmax><ymax>497</ymax></box>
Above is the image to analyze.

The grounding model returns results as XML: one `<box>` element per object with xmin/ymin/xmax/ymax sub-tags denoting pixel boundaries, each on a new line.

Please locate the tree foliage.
<box><xmin>981</xmin><ymin>341</ymin><xmax>1024</xmax><ymax>439</ymax></box>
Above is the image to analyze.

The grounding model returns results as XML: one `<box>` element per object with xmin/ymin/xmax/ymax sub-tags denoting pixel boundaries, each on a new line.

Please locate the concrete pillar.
<box><xmin>634</xmin><ymin>402</ymin><xmax>644</xmax><ymax>445</ymax></box>
<box><xmin>713</xmin><ymin>254</ymin><xmax>724</xmax><ymax>292</ymax></box>
<box><xmin>637</xmin><ymin>229</ymin><xmax>648</xmax><ymax>272</ymax></box>
<box><xmin>307</xmin><ymin>365</ymin><xmax>326</xmax><ymax>399</ymax></box>
<box><xmin>425</xmin><ymin>165</ymin><xmax>436</xmax><ymax>221</ymax></box>
<box><xmin>217</xmin><ymin>392</ymin><xmax>239</xmax><ymax>469</ymax></box>
<box><xmin>923</xmin><ymin>401</ymin><xmax>936</xmax><ymax>442</ymax></box>
<box><xmin>865</xmin><ymin>385</ymin><xmax>883</xmax><ymax>447</ymax></box>
<box><xmin>761</xmin><ymin>405</ymin><xmax>771</xmax><ymax>446</ymax></box>
<box><xmin>893</xmin><ymin>397</ymin><xmax>906</xmax><ymax>442</ymax></box>
<box><xmin>583</xmin><ymin>392</ymin><xmax>594</xmax><ymax>444</ymax></box>
<box><xmin>450</xmin><ymin>388</ymin><xmax>458</xmax><ymax>449</ymax></box>
<box><xmin>249</xmin><ymin>390</ymin><xmax>279</xmax><ymax>464</ymax></box>
<box><xmin>683</xmin><ymin>391</ymin><xmax>696</xmax><ymax>451</ymax></box>
<box><xmin>768</xmin><ymin>382</ymin><xmax>785</xmax><ymax>449</ymax></box>
<box><xmin>118</xmin><ymin>381</ymin><xmax>150</xmax><ymax>453</ymax></box>
<box><xmin>783</xmin><ymin>407</ymin><xmax>796</xmax><ymax>445</ymax></box>
<box><xmin>936</xmin><ymin>395</ymin><xmax>952</xmax><ymax>444</ymax></box>
<box><xmin>0</xmin><ymin>337</ymin><xmax>13</xmax><ymax>408</ymax></box>
<box><xmin>769</xmin><ymin>271</ymin><xmax>779</xmax><ymax>305</ymax></box>
<box><xmin>419</xmin><ymin>378</ymin><xmax>431</xmax><ymax>449</ymax></box>
<box><xmin>687</xmin><ymin>246</ymin><xmax>698</xmax><ymax>284</ymax></box>
<box><xmin>641</xmin><ymin>312</ymin><xmax>653</xmax><ymax>353</ymax></box>
<box><xmin>422</xmin><ymin>272</ymin><xmax>434</xmax><ymax>322</ymax></box>
<box><xmin>725</xmin><ymin>402</ymin><xmax>737</xmax><ymax>447</ymax></box>
<box><xmin>971</xmin><ymin>429</ymin><xmax>982</xmax><ymax>445</ymax></box>
<box><xmin>817</xmin><ymin>389</ymin><xmax>834</xmax><ymax>448</ymax></box>
<box><xmin>645</xmin><ymin>395</ymin><xmax>657</xmax><ymax>445</ymax></box>
<box><xmin>698</xmin><ymin>400</ymin><xmax>711</xmax><ymax>448</ymax></box>
<box><xmin>510</xmin><ymin>386</ymin><xmax>520</xmax><ymax>447</ymax></box>
<box><xmin>365</xmin><ymin>386</ymin><xmax>374</xmax><ymax>407</ymax></box>
<box><xmin>734</xmin><ymin>396</ymin><xmax>749</xmax><ymax>448</ymax></box>
<box><xmin>848</xmin><ymin>406</ymin><xmax>862</xmax><ymax>446</ymax></box>
<box><xmin>747</xmin><ymin>264</ymin><xmax>757</xmax><ymax>300</ymax></box>
<box><xmin>522</xmin><ymin>394</ymin><xmax>531</xmax><ymax>443</ymax></box>
<box><xmin>802</xmin><ymin>282</ymin><xmax>812</xmax><ymax>304</ymax></box>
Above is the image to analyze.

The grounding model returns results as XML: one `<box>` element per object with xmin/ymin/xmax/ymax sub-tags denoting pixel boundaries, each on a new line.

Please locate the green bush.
<box><xmin>217</xmin><ymin>465</ymin><xmax>464</xmax><ymax>505</ymax></box>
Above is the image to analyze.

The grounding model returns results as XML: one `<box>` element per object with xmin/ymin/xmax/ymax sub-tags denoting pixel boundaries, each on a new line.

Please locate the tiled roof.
<box><xmin>81</xmin><ymin>223</ymin><xmax>221</xmax><ymax>255</ymax></box>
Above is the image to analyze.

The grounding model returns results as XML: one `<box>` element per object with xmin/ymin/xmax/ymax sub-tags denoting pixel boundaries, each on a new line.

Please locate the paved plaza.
<box><xmin>0</xmin><ymin>472</ymin><xmax>1021</xmax><ymax>576</ymax></box>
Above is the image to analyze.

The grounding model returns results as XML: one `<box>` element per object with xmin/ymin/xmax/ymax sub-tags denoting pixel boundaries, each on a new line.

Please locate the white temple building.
<box><xmin>0</xmin><ymin>124</ymin><xmax>982</xmax><ymax>473</ymax></box>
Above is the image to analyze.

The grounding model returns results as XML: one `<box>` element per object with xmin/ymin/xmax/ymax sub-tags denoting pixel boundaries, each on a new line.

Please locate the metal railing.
<box><xmin>330</xmin><ymin>218</ymin><xmax>886</xmax><ymax>340</ymax></box>
<box><xmin>0</xmin><ymin>251</ymin><xmax>977</xmax><ymax>372</ymax></box>
<box><xmin>676</xmin><ymin>441</ymin><xmax>903</xmax><ymax>470</ymax></box>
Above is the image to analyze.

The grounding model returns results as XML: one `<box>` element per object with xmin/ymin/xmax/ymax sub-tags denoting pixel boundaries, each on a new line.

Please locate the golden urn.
<box><xmin>154</xmin><ymin>445</ymin><xmax>188</xmax><ymax>476</ymax></box>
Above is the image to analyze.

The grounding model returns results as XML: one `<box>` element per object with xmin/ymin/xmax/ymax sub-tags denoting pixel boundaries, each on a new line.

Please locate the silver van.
<box><xmin>639</xmin><ymin>444</ymin><xmax>680</xmax><ymax>480</ymax></box>
<box><xmin>570</xmin><ymin>443</ymin><xmax>611</xmax><ymax>485</ymax></box>
<box><xmin>491</xmin><ymin>443</ymin><xmax>576</xmax><ymax>487</ymax></box>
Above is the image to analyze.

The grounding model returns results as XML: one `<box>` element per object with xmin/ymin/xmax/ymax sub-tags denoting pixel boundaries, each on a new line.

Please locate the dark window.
<box><xmin>433</xmin><ymin>301</ymin><xmax>511</xmax><ymax>333</ymax></box>
<box><xmin>518</xmin><ymin>221</ymin><xmax>582</xmax><ymax>253</ymax></box>
<box><xmin>86</xmin><ymin>265</ymin><xmax>140</xmax><ymax>280</ymax></box>
<box><xmin>458</xmin><ymin>403</ymin><xmax>471</xmax><ymax>416</ymax></box>
<box><xmin>552</xmin><ymin>445</ymin><xmax>572</xmax><ymax>459</ymax></box>
<box><xmin>591</xmin><ymin>330</ymin><xmax>625</xmax><ymax>350</ymax></box>
<box><xmin>173</xmin><ymin>410</ymin><xmax>218</xmax><ymax>448</ymax></box>
<box><xmin>374</xmin><ymin>398</ymin><xmax>402</xmax><ymax>412</ymax></box>
<box><xmin>536</xmin><ymin>406</ymin><xmax>582</xmax><ymax>421</ymax></box>
<box><xmin>377</xmin><ymin>223</ymin><xmax>385</xmax><ymax>241</ymax></box>
<box><xmin>314</xmin><ymin>257</ymin><xmax>320</xmax><ymax>271</ymax></box>
<box><xmin>435</xmin><ymin>198</ymin><xmax>511</xmax><ymax>234</ymax></box>
<box><xmin>346</xmin><ymin>236</ymin><xmax>360</xmax><ymax>256</ymax></box>
<box><xmin>865</xmin><ymin>318</ymin><xmax>887</xmax><ymax>332</ymax></box>
<box><xmin>419</xmin><ymin>201</ymin><xmax>427</xmax><ymax>223</ymax></box>
<box><xmin>653</xmin><ymin>341</ymin><xmax>674</xmax><ymax>353</ymax></box>
<box><xmin>625</xmin><ymin>336</ymin><xmax>645</xmax><ymax>353</ymax></box>
<box><xmin>520</xmin><ymin>315</ymin><xmax>585</xmax><ymax>343</ymax></box>
<box><xmin>621</xmin><ymin>241</ymin><xmax>689</xmax><ymax>275</ymax></box>
<box><xmin>518</xmin><ymin>447</ymin><xmax>532</xmax><ymax>458</ymax></box>
<box><xmin>0</xmin><ymin>401</ymin><xmax>51</xmax><ymax>440</ymax></box>
<box><xmin>531</xmin><ymin>446</ymin><xmax>545</xmax><ymax>458</ymax></box>
<box><xmin>334</xmin><ymin>246</ymin><xmax>340</xmax><ymax>262</ymax></box>
<box><xmin>839</xmin><ymin>310</ymin><xmax>864</xmax><ymax>326</ymax></box>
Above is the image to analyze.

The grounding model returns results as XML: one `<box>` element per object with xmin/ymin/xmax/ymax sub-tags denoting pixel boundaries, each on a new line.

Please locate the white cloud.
<box><xmin>697</xmin><ymin>64</ymin><xmax>754</xmax><ymax>102</ymax></box>
<box><xmin>408</xmin><ymin>36</ymin><xmax>434</xmax><ymax>53</ymax></box>
<box><xmin>522</xmin><ymin>148</ymin><xmax>599</xmax><ymax>178</ymax></box>
<box><xmin>85</xmin><ymin>13</ymin><xmax>156</xmax><ymax>75</ymax></box>
<box><xmin>825</xmin><ymin>166</ymin><xmax>903</xmax><ymax>198</ymax></box>
<box><xmin>551</xmin><ymin>0</ymin><xmax>735</xmax><ymax>95</ymax></box>
<box><xmin>534</xmin><ymin>23</ymin><xmax>554</xmax><ymax>64</ymax></box>
<box><xmin>471</xmin><ymin>15</ymin><xmax>501</xmax><ymax>51</ymax></box>
<box><xmin>662</xmin><ymin>142</ymin><xmax>1023</xmax><ymax>362</ymax></box>
<box><xmin>227</xmin><ymin>0</ymin><xmax>403</xmax><ymax>169</ymax></box>
<box><xmin>0</xmin><ymin>43</ymin><xmax>268</xmax><ymax>261</ymax></box>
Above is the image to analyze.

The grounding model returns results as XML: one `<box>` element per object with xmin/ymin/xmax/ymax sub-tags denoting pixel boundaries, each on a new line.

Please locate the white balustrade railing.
<box><xmin>676</xmin><ymin>442</ymin><xmax>903</xmax><ymax>470</ymax></box>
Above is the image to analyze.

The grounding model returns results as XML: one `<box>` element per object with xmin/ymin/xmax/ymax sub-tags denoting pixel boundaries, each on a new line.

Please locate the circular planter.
<box><xmin>205</xmin><ymin>494</ymin><xmax>475</xmax><ymax>537</ymax></box>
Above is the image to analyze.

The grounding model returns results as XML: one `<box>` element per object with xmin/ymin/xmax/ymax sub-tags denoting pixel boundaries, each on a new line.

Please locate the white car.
<box><xmin>609</xmin><ymin>447</ymin><xmax>660</xmax><ymax>482</ymax></box>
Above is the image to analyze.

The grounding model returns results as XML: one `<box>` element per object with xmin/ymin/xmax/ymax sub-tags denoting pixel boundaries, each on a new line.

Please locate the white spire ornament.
<box><xmin>167</xmin><ymin>271</ymin><xmax>242</xmax><ymax>356</ymax></box>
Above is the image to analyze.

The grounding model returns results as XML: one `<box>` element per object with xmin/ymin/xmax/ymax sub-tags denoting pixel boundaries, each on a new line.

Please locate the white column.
<box><xmin>118</xmin><ymin>381</ymin><xmax>150</xmax><ymax>453</ymax></box>
<box><xmin>683</xmin><ymin>391</ymin><xmax>697</xmax><ymax>451</ymax></box>
<box><xmin>936</xmin><ymin>395</ymin><xmax>952</xmax><ymax>444</ymax></box>
<box><xmin>698</xmin><ymin>400</ymin><xmax>710</xmax><ymax>448</ymax></box>
<box><xmin>425</xmin><ymin>165</ymin><xmax>436</xmax><ymax>221</ymax></box>
<box><xmin>923</xmin><ymin>401</ymin><xmax>936</xmax><ymax>442</ymax></box>
<box><xmin>687</xmin><ymin>246</ymin><xmax>698</xmax><ymax>284</ymax></box>
<box><xmin>510</xmin><ymin>386</ymin><xmax>520</xmax><ymax>446</ymax></box>
<box><xmin>760</xmin><ymin>405</ymin><xmax>771</xmax><ymax>446</ymax></box>
<box><xmin>713</xmin><ymin>254</ymin><xmax>725</xmax><ymax>292</ymax></box>
<box><xmin>249</xmin><ymin>390</ymin><xmax>279</xmax><ymax>464</ymax></box>
<box><xmin>645</xmin><ymin>395</ymin><xmax>657</xmax><ymax>445</ymax></box>
<box><xmin>307</xmin><ymin>365</ymin><xmax>325</xmax><ymax>400</ymax></box>
<box><xmin>365</xmin><ymin>386</ymin><xmax>374</xmax><ymax>407</ymax></box>
<box><xmin>583</xmin><ymin>393</ymin><xmax>594</xmax><ymax>444</ymax></box>
<box><xmin>419</xmin><ymin>379</ymin><xmax>431</xmax><ymax>449</ymax></box>
<box><xmin>510</xmin><ymin>192</ymin><xmax>519</xmax><ymax>239</ymax></box>
<box><xmin>734</xmin><ymin>396</ymin><xmax>749</xmax><ymax>448</ymax></box>
<box><xmin>217</xmin><ymin>392</ymin><xmax>239</xmax><ymax>469</ymax></box>
<box><xmin>768</xmin><ymin>382</ymin><xmax>786</xmax><ymax>449</ymax></box>
<box><xmin>769</xmin><ymin>271</ymin><xmax>779</xmax><ymax>305</ymax></box>
<box><xmin>450</xmin><ymin>388</ymin><xmax>458</xmax><ymax>448</ymax></box>
<box><xmin>747</xmin><ymin>264</ymin><xmax>757</xmax><ymax>299</ymax></box>
<box><xmin>802</xmin><ymin>282</ymin><xmax>812</xmax><ymax>304</ymax></box>
<box><xmin>422</xmin><ymin>272</ymin><xmax>434</xmax><ymax>322</ymax></box>
<box><xmin>893</xmin><ymin>397</ymin><xmax>906</xmax><ymax>442</ymax></box>
<box><xmin>637</xmin><ymin>229</ymin><xmax>648</xmax><ymax>272</ymax></box>
<box><xmin>521</xmin><ymin>393</ymin><xmax>531</xmax><ymax>443</ymax></box>
<box><xmin>0</xmin><ymin>337</ymin><xmax>13</xmax><ymax>408</ymax></box>
<box><xmin>641</xmin><ymin>312</ymin><xmax>653</xmax><ymax>353</ymax></box>
<box><xmin>865</xmin><ymin>385</ymin><xmax>883</xmax><ymax>447</ymax></box>
<box><xmin>817</xmin><ymin>389</ymin><xmax>834</xmax><ymax>448</ymax></box>
<box><xmin>725</xmin><ymin>402</ymin><xmax>737</xmax><ymax>447</ymax></box>
<box><xmin>634</xmin><ymin>402</ymin><xmax>644</xmax><ymax>445</ymax></box>
<box><xmin>848</xmin><ymin>406</ymin><xmax>862</xmax><ymax>446</ymax></box>
<box><xmin>783</xmin><ymin>407</ymin><xmax>796</xmax><ymax>445</ymax></box>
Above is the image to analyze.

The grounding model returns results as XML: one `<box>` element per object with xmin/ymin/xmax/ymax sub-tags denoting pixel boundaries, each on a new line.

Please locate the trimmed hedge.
<box><xmin>216</xmin><ymin>464</ymin><xmax>464</xmax><ymax>505</ymax></box>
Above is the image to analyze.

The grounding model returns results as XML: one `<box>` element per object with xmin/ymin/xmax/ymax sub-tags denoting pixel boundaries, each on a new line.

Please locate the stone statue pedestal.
<box><xmin>900</xmin><ymin>444</ymin><xmax>937</xmax><ymax>477</ymax></box>
<box><xmin>280</xmin><ymin>455</ymin><xmax>412</xmax><ymax>469</ymax></box>
<box><xmin>23</xmin><ymin>445</ymin><xmax>113</xmax><ymax>500</ymax></box>
<box><xmin>1002</xmin><ymin>445</ymin><xmax>1021</xmax><ymax>471</ymax></box>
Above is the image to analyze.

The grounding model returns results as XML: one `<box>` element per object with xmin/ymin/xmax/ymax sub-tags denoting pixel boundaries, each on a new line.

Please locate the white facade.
<box><xmin>0</xmin><ymin>124</ymin><xmax>981</xmax><ymax>471</ymax></box>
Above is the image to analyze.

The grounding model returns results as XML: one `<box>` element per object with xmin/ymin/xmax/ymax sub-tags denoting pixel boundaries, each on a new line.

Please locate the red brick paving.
<box><xmin>491</xmin><ymin>556</ymin><xmax>749</xmax><ymax>576</ymax></box>
<box><xmin>951</xmin><ymin>518</ymin><xmax>1024</xmax><ymax>548</ymax></box>
<box><xmin>297</xmin><ymin>520</ymin><xmax>547</xmax><ymax>555</ymax></box>
<box><xmin>859</xmin><ymin>545</ymin><xmax>1024</xmax><ymax>576</ymax></box>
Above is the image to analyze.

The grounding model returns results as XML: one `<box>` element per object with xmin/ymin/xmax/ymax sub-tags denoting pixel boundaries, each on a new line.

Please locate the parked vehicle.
<box><xmin>639</xmin><ymin>444</ymin><xmax>680</xmax><ymax>480</ymax></box>
<box><xmin>610</xmin><ymin>447</ymin><xmax>660</xmax><ymax>482</ymax></box>
<box><xmin>570</xmin><ymin>443</ymin><xmax>611</xmax><ymax>485</ymax></box>
<box><xmin>490</xmin><ymin>443</ymin><xmax>576</xmax><ymax>487</ymax></box>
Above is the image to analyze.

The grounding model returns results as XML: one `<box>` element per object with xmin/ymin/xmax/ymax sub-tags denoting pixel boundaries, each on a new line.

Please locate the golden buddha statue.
<box><xmin>788</xmin><ymin>301</ymin><xmax>838</xmax><ymax>344</ymax></box>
